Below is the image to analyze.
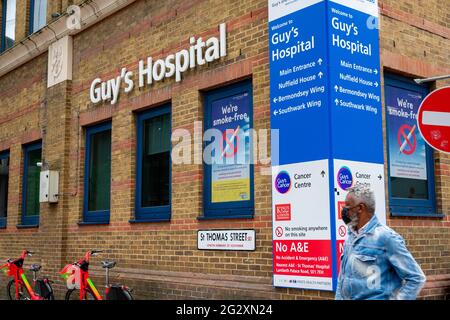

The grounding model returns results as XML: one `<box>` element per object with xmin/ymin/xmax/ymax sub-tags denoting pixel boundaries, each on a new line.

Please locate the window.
<box><xmin>134</xmin><ymin>105</ymin><xmax>171</xmax><ymax>222</ymax></box>
<box><xmin>202</xmin><ymin>80</ymin><xmax>254</xmax><ymax>219</ymax></box>
<box><xmin>384</xmin><ymin>74</ymin><xmax>440</xmax><ymax>217</ymax></box>
<box><xmin>22</xmin><ymin>143</ymin><xmax>41</xmax><ymax>226</ymax></box>
<box><xmin>1</xmin><ymin>0</ymin><xmax>16</xmax><ymax>52</ymax></box>
<box><xmin>0</xmin><ymin>151</ymin><xmax>9</xmax><ymax>228</ymax></box>
<box><xmin>83</xmin><ymin>122</ymin><xmax>112</xmax><ymax>224</ymax></box>
<box><xmin>29</xmin><ymin>0</ymin><xmax>46</xmax><ymax>34</ymax></box>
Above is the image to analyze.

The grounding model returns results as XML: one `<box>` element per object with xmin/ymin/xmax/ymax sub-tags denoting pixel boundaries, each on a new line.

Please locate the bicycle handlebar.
<box><xmin>90</xmin><ymin>250</ymin><xmax>104</xmax><ymax>256</ymax></box>
<box><xmin>83</xmin><ymin>250</ymin><xmax>104</xmax><ymax>261</ymax></box>
<box><xmin>20</xmin><ymin>249</ymin><xmax>35</xmax><ymax>259</ymax></box>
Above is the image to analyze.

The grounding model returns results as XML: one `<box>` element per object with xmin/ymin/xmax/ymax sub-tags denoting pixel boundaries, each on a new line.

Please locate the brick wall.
<box><xmin>378</xmin><ymin>0</ymin><xmax>450</xmax><ymax>299</ymax></box>
<box><xmin>0</xmin><ymin>0</ymin><xmax>449</xmax><ymax>300</ymax></box>
<box><xmin>15</xmin><ymin>0</ymin><xmax>29</xmax><ymax>41</ymax></box>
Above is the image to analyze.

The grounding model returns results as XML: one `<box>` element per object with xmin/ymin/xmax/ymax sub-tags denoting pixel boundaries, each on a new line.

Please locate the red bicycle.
<box><xmin>60</xmin><ymin>250</ymin><xmax>133</xmax><ymax>300</ymax></box>
<box><xmin>0</xmin><ymin>250</ymin><xmax>54</xmax><ymax>300</ymax></box>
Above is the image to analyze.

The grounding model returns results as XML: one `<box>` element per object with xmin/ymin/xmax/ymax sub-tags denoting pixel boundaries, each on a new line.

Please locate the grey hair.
<box><xmin>347</xmin><ymin>186</ymin><xmax>376</xmax><ymax>214</ymax></box>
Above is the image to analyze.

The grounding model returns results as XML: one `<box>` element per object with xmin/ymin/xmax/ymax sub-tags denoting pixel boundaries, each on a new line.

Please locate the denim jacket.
<box><xmin>335</xmin><ymin>215</ymin><xmax>426</xmax><ymax>300</ymax></box>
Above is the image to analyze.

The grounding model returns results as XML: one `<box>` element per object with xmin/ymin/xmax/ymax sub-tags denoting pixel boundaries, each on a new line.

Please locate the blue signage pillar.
<box><xmin>270</xmin><ymin>0</ymin><xmax>386</xmax><ymax>291</ymax></box>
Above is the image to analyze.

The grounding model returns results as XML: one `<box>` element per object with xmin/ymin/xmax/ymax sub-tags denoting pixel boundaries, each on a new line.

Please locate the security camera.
<box><xmin>36</xmin><ymin>162</ymin><xmax>43</xmax><ymax>167</ymax></box>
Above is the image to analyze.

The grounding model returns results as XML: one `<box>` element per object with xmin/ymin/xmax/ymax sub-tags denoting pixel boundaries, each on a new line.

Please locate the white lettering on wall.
<box><xmin>90</xmin><ymin>23</ymin><xmax>227</xmax><ymax>105</ymax></box>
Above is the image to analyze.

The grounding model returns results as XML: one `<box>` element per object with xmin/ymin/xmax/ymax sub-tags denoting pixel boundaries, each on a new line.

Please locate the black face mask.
<box><xmin>341</xmin><ymin>207</ymin><xmax>352</xmax><ymax>225</ymax></box>
<box><xmin>341</xmin><ymin>204</ymin><xmax>361</xmax><ymax>225</ymax></box>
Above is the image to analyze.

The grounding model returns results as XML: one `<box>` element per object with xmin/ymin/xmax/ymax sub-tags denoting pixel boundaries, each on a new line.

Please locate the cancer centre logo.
<box><xmin>275</xmin><ymin>171</ymin><xmax>291</xmax><ymax>194</ymax></box>
<box><xmin>337</xmin><ymin>166</ymin><xmax>353</xmax><ymax>191</ymax></box>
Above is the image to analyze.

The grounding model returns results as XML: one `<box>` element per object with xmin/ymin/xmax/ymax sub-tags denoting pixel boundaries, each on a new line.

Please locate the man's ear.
<box><xmin>359</xmin><ymin>203</ymin><xmax>366</xmax><ymax>212</ymax></box>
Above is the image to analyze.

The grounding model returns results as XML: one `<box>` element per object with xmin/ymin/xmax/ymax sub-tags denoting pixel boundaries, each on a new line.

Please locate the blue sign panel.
<box><xmin>328</xmin><ymin>1</ymin><xmax>383</xmax><ymax>164</ymax></box>
<box><xmin>269</xmin><ymin>0</ymin><xmax>386</xmax><ymax>292</ymax></box>
<box><xmin>269</xmin><ymin>1</ymin><xmax>329</xmax><ymax>166</ymax></box>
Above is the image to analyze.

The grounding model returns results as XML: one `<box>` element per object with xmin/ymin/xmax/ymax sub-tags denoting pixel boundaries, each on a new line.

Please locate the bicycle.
<box><xmin>0</xmin><ymin>250</ymin><xmax>54</xmax><ymax>300</ymax></box>
<box><xmin>60</xmin><ymin>250</ymin><xmax>133</xmax><ymax>300</ymax></box>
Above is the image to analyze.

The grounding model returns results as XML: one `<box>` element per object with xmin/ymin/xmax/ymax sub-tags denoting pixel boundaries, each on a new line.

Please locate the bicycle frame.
<box><xmin>60</xmin><ymin>250</ymin><xmax>103</xmax><ymax>300</ymax></box>
<box><xmin>60</xmin><ymin>250</ymin><xmax>132</xmax><ymax>300</ymax></box>
<box><xmin>86</xmin><ymin>277</ymin><xmax>102</xmax><ymax>300</ymax></box>
<box><xmin>0</xmin><ymin>250</ymin><xmax>44</xmax><ymax>300</ymax></box>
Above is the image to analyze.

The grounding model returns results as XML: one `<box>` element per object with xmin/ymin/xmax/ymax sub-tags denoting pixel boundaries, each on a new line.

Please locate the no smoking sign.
<box><xmin>275</xmin><ymin>227</ymin><xmax>283</xmax><ymax>238</ymax></box>
<box><xmin>221</xmin><ymin>128</ymin><xmax>240</xmax><ymax>158</ymax></box>
<box><xmin>338</xmin><ymin>225</ymin><xmax>347</xmax><ymax>238</ymax></box>
<box><xmin>398</xmin><ymin>124</ymin><xmax>417</xmax><ymax>155</ymax></box>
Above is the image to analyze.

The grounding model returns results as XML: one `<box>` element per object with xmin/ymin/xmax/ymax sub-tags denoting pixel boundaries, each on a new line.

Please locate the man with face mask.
<box><xmin>335</xmin><ymin>186</ymin><xmax>426</xmax><ymax>300</ymax></box>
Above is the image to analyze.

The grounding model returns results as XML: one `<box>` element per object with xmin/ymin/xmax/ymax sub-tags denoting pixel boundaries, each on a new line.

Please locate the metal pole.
<box><xmin>414</xmin><ymin>75</ymin><xmax>450</xmax><ymax>84</ymax></box>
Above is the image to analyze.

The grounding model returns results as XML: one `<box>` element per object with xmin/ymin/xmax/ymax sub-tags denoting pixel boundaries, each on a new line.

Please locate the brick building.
<box><xmin>0</xmin><ymin>0</ymin><xmax>449</xmax><ymax>300</ymax></box>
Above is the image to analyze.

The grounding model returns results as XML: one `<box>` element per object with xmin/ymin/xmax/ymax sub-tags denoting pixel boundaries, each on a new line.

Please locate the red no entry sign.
<box><xmin>417</xmin><ymin>87</ymin><xmax>450</xmax><ymax>153</ymax></box>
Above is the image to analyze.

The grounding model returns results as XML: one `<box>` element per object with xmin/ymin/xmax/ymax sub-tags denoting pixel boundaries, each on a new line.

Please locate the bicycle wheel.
<box><xmin>35</xmin><ymin>279</ymin><xmax>55</xmax><ymax>300</ymax></box>
<box><xmin>106</xmin><ymin>287</ymin><xmax>134</xmax><ymax>300</ymax></box>
<box><xmin>65</xmin><ymin>288</ymin><xmax>96</xmax><ymax>300</ymax></box>
<box><xmin>7</xmin><ymin>279</ymin><xmax>31</xmax><ymax>300</ymax></box>
<box><xmin>123</xmin><ymin>289</ymin><xmax>133</xmax><ymax>300</ymax></box>
<box><xmin>46</xmin><ymin>282</ymin><xmax>55</xmax><ymax>300</ymax></box>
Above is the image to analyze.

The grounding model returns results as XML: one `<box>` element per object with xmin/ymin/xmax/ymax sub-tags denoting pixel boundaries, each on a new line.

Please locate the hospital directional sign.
<box><xmin>418</xmin><ymin>87</ymin><xmax>450</xmax><ymax>153</ymax></box>
<box><xmin>269</xmin><ymin>0</ymin><xmax>386</xmax><ymax>292</ymax></box>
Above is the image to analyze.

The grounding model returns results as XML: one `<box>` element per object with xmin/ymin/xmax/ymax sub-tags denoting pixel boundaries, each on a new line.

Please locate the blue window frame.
<box><xmin>83</xmin><ymin>122</ymin><xmax>112</xmax><ymax>224</ymax></box>
<box><xmin>134</xmin><ymin>105</ymin><xmax>172</xmax><ymax>222</ymax></box>
<box><xmin>29</xmin><ymin>0</ymin><xmax>46</xmax><ymax>35</ymax></box>
<box><xmin>384</xmin><ymin>74</ymin><xmax>441</xmax><ymax>217</ymax></box>
<box><xmin>201</xmin><ymin>79</ymin><xmax>254</xmax><ymax>219</ymax></box>
<box><xmin>21</xmin><ymin>142</ymin><xmax>41</xmax><ymax>226</ymax></box>
<box><xmin>1</xmin><ymin>0</ymin><xmax>16</xmax><ymax>52</ymax></box>
<box><xmin>0</xmin><ymin>150</ymin><xmax>9</xmax><ymax>228</ymax></box>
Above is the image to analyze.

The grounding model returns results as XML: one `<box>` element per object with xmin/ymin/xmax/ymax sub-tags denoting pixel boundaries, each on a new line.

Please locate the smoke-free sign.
<box><xmin>386</xmin><ymin>85</ymin><xmax>427</xmax><ymax>180</ymax></box>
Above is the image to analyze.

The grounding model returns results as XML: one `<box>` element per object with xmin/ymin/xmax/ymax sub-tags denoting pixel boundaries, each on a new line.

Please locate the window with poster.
<box><xmin>384</xmin><ymin>74</ymin><xmax>441</xmax><ymax>217</ymax></box>
<box><xmin>201</xmin><ymin>80</ymin><xmax>254</xmax><ymax>219</ymax></box>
